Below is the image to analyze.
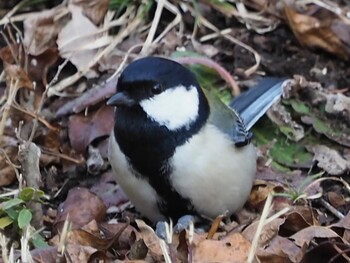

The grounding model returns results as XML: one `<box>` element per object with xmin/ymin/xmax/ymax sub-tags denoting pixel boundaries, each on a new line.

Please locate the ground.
<box><xmin>0</xmin><ymin>0</ymin><xmax>350</xmax><ymax>262</ymax></box>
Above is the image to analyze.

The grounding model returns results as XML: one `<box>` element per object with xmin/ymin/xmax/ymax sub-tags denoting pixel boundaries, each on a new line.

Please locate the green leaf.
<box><xmin>31</xmin><ymin>233</ymin><xmax>50</xmax><ymax>248</ymax></box>
<box><xmin>270</xmin><ymin>140</ymin><xmax>313</xmax><ymax>168</ymax></box>
<box><xmin>289</xmin><ymin>100</ymin><xmax>310</xmax><ymax>115</ymax></box>
<box><xmin>5</xmin><ymin>208</ymin><xmax>19</xmax><ymax>220</ymax></box>
<box><xmin>253</xmin><ymin>117</ymin><xmax>313</xmax><ymax>169</ymax></box>
<box><xmin>2</xmin><ymin>198</ymin><xmax>24</xmax><ymax>210</ymax></box>
<box><xmin>36</xmin><ymin>190</ymin><xmax>44</xmax><ymax>197</ymax></box>
<box><xmin>19</xmin><ymin>187</ymin><xmax>35</xmax><ymax>202</ymax></box>
<box><xmin>0</xmin><ymin>216</ymin><xmax>13</xmax><ymax>229</ymax></box>
<box><xmin>18</xmin><ymin>209</ymin><xmax>32</xmax><ymax>229</ymax></box>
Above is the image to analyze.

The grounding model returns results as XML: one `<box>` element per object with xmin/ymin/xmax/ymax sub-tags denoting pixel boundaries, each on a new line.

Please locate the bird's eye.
<box><xmin>151</xmin><ymin>83</ymin><xmax>162</xmax><ymax>95</ymax></box>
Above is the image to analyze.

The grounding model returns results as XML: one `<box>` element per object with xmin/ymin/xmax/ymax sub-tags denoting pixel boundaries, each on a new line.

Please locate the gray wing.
<box><xmin>203</xmin><ymin>89</ymin><xmax>252</xmax><ymax>147</ymax></box>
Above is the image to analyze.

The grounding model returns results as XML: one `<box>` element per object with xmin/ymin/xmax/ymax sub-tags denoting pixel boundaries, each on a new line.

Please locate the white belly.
<box><xmin>108</xmin><ymin>124</ymin><xmax>257</xmax><ymax>222</ymax></box>
<box><xmin>170</xmin><ymin>124</ymin><xmax>257</xmax><ymax>218</ymax></box>
<box><xmin>108</xmin><ymin>130</ymin><xmax>165</xmax><ymax>222</ymax></box>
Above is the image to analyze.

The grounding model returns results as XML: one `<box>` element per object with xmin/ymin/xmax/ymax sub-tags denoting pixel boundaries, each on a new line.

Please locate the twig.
<box><xmin>27</xmin><ymin>58</ymin><xmax>69</xmax><ymax>142</ymax></box>
<box><xmin>141</xmin><ymin>0</ymin><xmax>165</xmax><ymax>55</ymax></box>
<box><xmin>40</xmin><ymin>148</ymin><xmax>85</xmax><ymax>164</ymax></box>
<box><xmin>153</xmin><ymin>0</ymin><xmax>183</xmax><ymax>44</ymax></box>
<box><xmin>175</xmin><ymin>56</ymin><xmax>240</xmax><ymax>96</ymax></box>
<box><xmin>57</xmin><ymin>217</ymin><xmax>72</xmax><ymax>261</ymax></box>
<box><xmin>20</xmin><ymin>226</ymin><xmax>34</xmax><ymax>263</ymax></box>
<box><xmin>200</xmin><ymin>26</ymin><xmax>261</xmax><ymax>76</ymax></box>
<box><xmin>0</xmin><ymin>0</ymin><xmax>28</xmax><ymax>26</ymax></box>
<box><xmin>18</xmin><ymin>141</ymin><xmax>43</xmax><ymax>229</ymax></box>
<box><xmin>247</xmin><ymin>192</ymin><xmax>274</xmax><ymax>263</ymax></box>
<box><xmin>329</xmin><ymin>241</ymin><xmax>350</xmax><ymax>262</ymax></box>
<box><xmin>206</xmin><ymin>211</ymin><xmax>228</xmax><ymax>239</ymax></box>
<box><xmin>47</xmin><ymin>6</ymin><xmax>143</xmax><ymax>97</ymax></box>
<box><xmin>319</xmin><ymin>198</ymin><xmax>344</xmax><ymax>220</ymax></box>
<box><xmin>188</xmin><ymin>221</ymin><xmax>194</xmax><ymax>263</ymax></box>
<box><xmin>10</xmin><ymin>102</ymin><xmax>59</xmax><ymax>132</ymax></box>
<box><xmin>0</xmin><ymin>79</ymin><xmax>19</xmax><ymax>137</ymax></box>
<box><xmin>0</xmin><ymin>232</ymin><xmax>9</xmax><ymax>263</ymax></box>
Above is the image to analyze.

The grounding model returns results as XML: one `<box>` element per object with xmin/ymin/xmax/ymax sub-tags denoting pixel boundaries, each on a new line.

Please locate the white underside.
<box><xmin>108</xmin><ymin>131</ymin><xmax>165</xmax><ymax>222</ymax></box>
<box><xmin>108</xmin><ymin>124</ymin><xmax>256</xmax><ymax>222</ymax></box>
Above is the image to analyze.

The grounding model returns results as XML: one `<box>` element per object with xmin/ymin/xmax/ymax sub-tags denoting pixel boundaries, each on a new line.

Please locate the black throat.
<box><xmin>113</xmin><ymin>90</ymin><xmax>209</xmax><ymax>220</ymax></box>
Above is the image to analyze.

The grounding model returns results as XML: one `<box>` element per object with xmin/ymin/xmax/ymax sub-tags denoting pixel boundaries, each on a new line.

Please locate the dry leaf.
<box><xmin>284</xmin><ymin>6</ymin><xmax>350</xmax><ymax>60</ymax></box>
<box><xmin>54</xmin><ymin>187</ymin><xmax>106</xmax><ymax>232</ymax></box>
<box><xmin>71</xmin><ymin>0</ymin><xmax>109</xmax><ymax>25</ymax></box>
<box><xmin>193</xmin><ymin>233</ymin><xmax>251</xmax><ymax>262</ymax></box>
<box><xmin>57</xmin><ymin>5</ymin><xmax>108</xmax><ymax>78</ymax></box>
<box><xmin>23</xmin><ymin>8</ymin><xmax>62</xmax><ymax>55</ymax></box>
<box><xmin>242</xmin><ymin>218</ymin><xmax>285</xmax><ymax>247</ymax></box>
<box><xmin>290</xmin><ymin>225</ymin><xmax>340</xmax><ymax>247</ymax></box>
<box><xmin>68</xmin><ymin>105</ymin><xmax>114</xmax><ymax>153</ymax></box>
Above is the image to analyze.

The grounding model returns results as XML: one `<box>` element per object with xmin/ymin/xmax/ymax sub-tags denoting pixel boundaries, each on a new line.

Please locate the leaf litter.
<box><xmin>0</xmin><ymin>0</ymin><xmax>350</xmax><ymax>262</ymax></box>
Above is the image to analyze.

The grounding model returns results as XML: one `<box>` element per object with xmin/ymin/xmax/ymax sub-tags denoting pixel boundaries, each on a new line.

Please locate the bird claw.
<box><xmin>173</xmin><ymin>215</ymin><xmax>196</xmax><ymax>233</ymax></box>
<box><xmin>155</xmin><ymin>215</ymin><xmax>197</xmax><ymax>240</ymax></box>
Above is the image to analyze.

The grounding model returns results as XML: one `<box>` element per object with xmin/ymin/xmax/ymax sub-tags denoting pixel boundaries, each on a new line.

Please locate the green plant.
<box><xmin>0</xmin><ymin>187</ymin><xmax>47</xmax><ymax>248</ymax></box>
<box><xmin>275</xmin><ymin>172</ymin><xmax>324</xmax><ymax>203</ymax></box>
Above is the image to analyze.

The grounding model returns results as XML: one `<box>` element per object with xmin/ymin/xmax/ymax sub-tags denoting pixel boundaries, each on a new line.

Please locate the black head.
<box><xmin>107</xmin><ymin>56</ymin><xmax>209</xmax><ymax>131</ymax></box>
<box><xmin>118</xmin><ymin>57</ymin><xmax>201</xmax><ymax>101</ymax></box>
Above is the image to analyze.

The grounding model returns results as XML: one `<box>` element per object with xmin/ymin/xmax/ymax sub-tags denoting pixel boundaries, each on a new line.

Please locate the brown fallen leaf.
<box><xmin>68</xmin><ymin>105</ymin><xmax>114</xmax><ymax>153</ymax></box>
<box><xmin>90</xmin><ymin>171</ymin><xmax>129</xmax><ymax>208</ymax></box>
<box><xmin>284</xmin><ymin>5</ymin><xmax>350</xmax><ymax>60</ymax></box>
<box><xmin>280</xmin><ymin>207</ymin><xmax>319</xmax><ymax>236</ymax></box>
<box><xmin>23</xmin><ymin>8</ymin><xmax>62</xmax><ymax>55</ymax></box>
<box><xmin>300</xmin><ymin>240</ymin><xmax>350</xmax><ymax>263</ymax></box>
<box><xmin>247</xmin><ymin>179</ymin><xmax>285</xmax><ymax>210</ymax></box>
<box><xmin>328</xmin><ymin>191</ymin><xmax>346</xmax><ymax>208</ymax></box>
<box><xmin>61</xmin><ymin>244</ymin><xmax>97</xmax><ymax>263</ymax></box>
<box><xmin>290</xmin><ymin>225</ymin><xmax>341</xmax><ymax>247</ymax></box>
<box><xmin>0</xmin><ymin>146</ymin><xmax>18</xmax><ymax>186</ymax></box>
<box><xmin>134</xmin><ymin>220</ymin><xmax>163</xmax><ymax>259</ymax></box>
<box><xmin>193</xmin><ymin>232</ymin><xmax>251</xmax><ymax>263</ymax></box>
<box><xmin>71</xmin><ymin>0</ymin><xmax>109</xmax><ymax>25</ymax></box>
<box><xmin>57</xmin><ymin>4</ymin><xmax>109</xmax><ymax>78</ymax></box>
<box><xmin>31</xmin><ymin>246</ymin><xmax>58</xmax><ymax>263</ymax></box>
<box><xmin>54</xmin><ymin>187</ymin><xmax>106</xmax><ymax>233</ymax></box>
<box><xmin>257</xmin><ymin>235</ymin><xmax>302</xmax><ymax>263</ymax></box>
<box><xmin>242</xmin><ymin>218</ymin><xmax>285</xmax><ymax>247</ymax></box>
<box><xmin>332</xmin><ymin>210</ymin><xmax>350</xmax><ymax>231</ymax></box>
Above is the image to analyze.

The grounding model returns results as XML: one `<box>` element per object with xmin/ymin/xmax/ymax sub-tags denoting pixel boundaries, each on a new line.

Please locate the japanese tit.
<box><xmin>107</xmin><ymin>56</ymin><xmax>257</xmax><ymax>222</ymax></box>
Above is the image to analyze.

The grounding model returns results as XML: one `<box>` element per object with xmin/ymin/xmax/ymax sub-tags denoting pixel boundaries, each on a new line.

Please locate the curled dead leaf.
<box><xmin>284</xmin><ymin>6</ymin><xmax>350</xmax><ymax>60</ymax></box>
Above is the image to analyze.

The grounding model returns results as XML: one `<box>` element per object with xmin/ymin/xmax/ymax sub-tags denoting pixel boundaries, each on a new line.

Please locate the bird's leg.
<box><xmin>156</xmin><ymin>215</ymin><xmax>208</xmax><ymax>240</ymax></box>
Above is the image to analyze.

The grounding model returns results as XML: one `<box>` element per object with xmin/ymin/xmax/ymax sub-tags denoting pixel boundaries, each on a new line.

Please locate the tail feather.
<box><xmin>230</xmin><ymin>78</ymin><xmax>288</xmax><ymax>130</ymax></box>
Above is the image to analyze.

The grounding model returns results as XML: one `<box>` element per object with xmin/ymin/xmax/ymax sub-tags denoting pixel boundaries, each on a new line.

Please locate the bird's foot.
<box><xmin>155</xmin><ymin>215</ymin><xmax>198</xmax><ymax>240</ymax></box>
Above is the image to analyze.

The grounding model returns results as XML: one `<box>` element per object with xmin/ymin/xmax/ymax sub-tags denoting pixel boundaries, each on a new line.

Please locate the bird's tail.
<box><xmin>230</xmin><ymin>77</ymin><xmax>288</xmax><ymax>130</ymax></box>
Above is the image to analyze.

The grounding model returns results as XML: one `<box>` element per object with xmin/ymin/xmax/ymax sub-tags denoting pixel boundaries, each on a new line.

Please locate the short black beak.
<box><xmin>107</xmin><ymin>92</ymin><xmax>136</xmax><ymax>107</ymax></box>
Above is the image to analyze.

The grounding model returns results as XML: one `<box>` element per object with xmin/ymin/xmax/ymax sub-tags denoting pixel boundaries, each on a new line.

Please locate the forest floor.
<box><xmin>0</xmin><ymin>1</ymin><xmax>350</xmax><ymax>262</ymax></box>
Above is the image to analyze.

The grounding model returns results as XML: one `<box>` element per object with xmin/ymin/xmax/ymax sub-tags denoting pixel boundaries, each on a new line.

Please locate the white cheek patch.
<box><xmin>140</xmin><ymin>85</ymin><xmax>199</xmax><ymax>130</ymax></box>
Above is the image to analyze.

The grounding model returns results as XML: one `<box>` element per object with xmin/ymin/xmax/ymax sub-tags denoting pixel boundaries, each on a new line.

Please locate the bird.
<box><xmin>107</xmin><ymin>56</ymin><xmax>282</xmax><ymax>225</ymax></box>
